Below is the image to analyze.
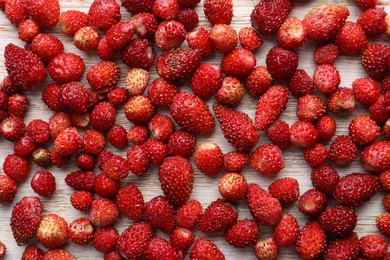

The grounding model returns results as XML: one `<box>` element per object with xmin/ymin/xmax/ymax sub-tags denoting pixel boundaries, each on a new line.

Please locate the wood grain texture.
<box><xmin>0</xmin><ymin>0</ymin><xmax>389</xmax><ymax>259</ymax></box>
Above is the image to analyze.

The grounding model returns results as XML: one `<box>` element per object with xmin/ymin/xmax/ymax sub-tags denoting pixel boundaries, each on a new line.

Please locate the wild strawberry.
<box><xmin>313</xmin><ymin>43</ymin><xmax>339</xmax><ymax>65</ymax></box>
<box><xmin>296</xmin><ymin>221</ymin><xmax>327</xmax><ymax>260</ymax></box>
<box><xmin>103</xmin><ymin>155</ymin><xmax>130</xmax><ymax>180</ymax></box>
<box><xmin>120</xmin><ymin>0</ymin><xmax>153</xmax><ymax>13</ymax></box>
<box><xmin>147</xmin><ymin>78</ymin><xmax>178</xmax><ymax>108</ymax></box>
<box><xmin>26</xmin><ymin>0</ymin><xmax>59</xmax><ymax>27</ymax></box>
<box><xmin>107</xmin><ymin>125</ymin><xmax>127</xmax><ymax>149</ymax></box>
<box><xmin>94</xmin><ymin>174</ymin><xmax>120</xmax><ymax>198</ymax></box>
<box><xmin>250</xmin><ymin>0</ymin><xmax>293</xmax><ymax>35</ymax></box>
<box><xmin>355</xmin><ymin>0</ymin><xmax>377</xmax><ymax>10</ymax></box>
<box><xmin>379</xmin><ymin>170</ymin><xmax>390</xmax><ymax>191</ymax></box>
<box><xmin>274</xmin><ymin>213</ymin><xmax>299</xmax><ymax>247</ymax></box>
<box><xmin>214</xmin><ymin>103</ymin><xmax>259</xmax><ymax>151</ymax></box>
<box><xmin>131</xmin><ymin>12</ymin><xmax>158</xmax><ymax>38</ymax></box>
<box><xmin>145</xmin><ymin>236</ymin><xmax>180</xmax><ymax>259</ymax></box>
<box><xmin>329</xmin><ymin>135</ymin><xmax>358</xmax><ymax>166</ymax></box>
<box><xmin>48</xmin><ymin>53</ymin><xmax>85</xmax><ymax>84</ymax></box>
<box><xmin>65</xmin><ymin>170</ymin><xmax>95</xmax><ymax>191</ymax></box>
<box><xmin>187</xmin><ymin>27</ymin><xmax>214</xmax><ymax>57</ymax></box>
<box><xmin>48</xmin><ymin>112</ymin><xmax>73</xmax><ymax>139</ymax></box>
<box><xmin>107</xmin><ymin>87</ymin><xmax>128</xmax><ymax>107</ymax></box>
<box><xmin>0</xmin><ymin>175</ymin><xmax>17</xmax><ymax>204</ymax></box>
<box><xmin>0</xmin><ymin>91</ymin><xmax>8</xmax><ymax>111</ymax></box>
<box><xmin>254</xmin><ymin>238</ymin><xmax>279</xmax><ymax>259</ymax></box>
<box><xmin>361</xmin><ymin>140</ymin><xmax>390</xmax><ymax>173</ymax></box>
<box><xmin>116</xmin><ymin>222</ymin><xmax>153</xmax><ymax>259</ymax></box>
<box><xmin>153</xmin><ymin>0</ymin><xmax>179</xmax><ymax>20</ymax></box>
<box><xmin>269</xmin><ymin>177</ymin><xmax>299</xmax><ymax>204</ymax></box>
<box><xmin>87</xmin><ymin>61</ymin><xmax>120</xmax><ymax>94</ymax></box>
<box><xmin>266</xmin><ymin>120</ymin><xmax>291</xmax><ymax>149</ymax></box>
<box><xmin>37</xmin><ymin>213</ymin><xmax>68</xmax><ymax>249</ymax></box>
<box><xmin>224</xmin><ymin>219</ymin><xmax>259</xmax><ymax>248</ymax></box>
<box><xmin>198</xmin><ymin>198</ymin><xmax>237</xmax><ymax>233</ymax></box>
<box><xmin>31</xmin><ymin>170</ymin><xmax>56</xmax><ymax>197</ymax></box>
<box><xmin>319</xmin><ymin>206</ymin><xmax>357</xmax><ymax>237</ymax></box>
<box><xmin>175</xmin><ymin>200</ymin><xmax>202</xmax><ymax>229</ymax></box>
<box><xmin>96</xmin><ymin>37</ymin><xmax>116</xmax><ymax>61</ymax></box>
<box><xmin>266</xmin><ymin>46</ymin><xmax>298</xmax><ymax>80</ymax></box>
<box><xmin>88</xmin><ymin>0</ymin><xmax>120</xmax><ymax>29</ymax></box>
<box><xmin>239</xmin><ymin>27</ymin><xmax>262</xmax><ymax>51</ymax></box>
<box><xmin>105</xmin><ymin>21</ymin><xmax>135</xmax><ymax>50</ymax></box>
<box><xmin>31</xmin><ymin>34</ymin><xmax>64</xmax><ymax>63</ymax></box>
<box><xmin>384</xmin><ymin>194</ymin><xmax>390</xmax><ymax>211</ymax></box>
<box><xmin>170</xmin><ymin>92</ymin><xmax>215</xmax><ymax>134</ymax></box>
<box><xmin>14</xmin><ymin>136</ymin><xmax>36</xmax><ymax>157</ymax></box>
<box><xmin>311</xmin><ymin>164</ymin><xmax>340</xmax><ymax>194</ymax></box>
<box><xmin>59</xmin><ymin>10</ymin><xmax>89</xmax><ymax>36</ymax></box>
<box><xmin>155</xmin><ymin>20</ymin><xmax>186</xmax><ymax>51</ymax></box>
<box><xmin>82</xmin><ymin>129</ymin><xmax>105</xmax><ymax>155</ymax></box>
<box><xmin>313</xmin><ymin>64</ymin><xmax>340</xmax><ymax>95</ymax></box>
<box><xmin>50</xmin><ymin>149</ymin><xmax>71</xmax><ymax>168</ymax></box>
<box><xmin>251</xmin><ymin>144</ymin><xmax>284</xmax><ymax>175</ymax></box>
<box><xmin>26</xmin><ymin>119</ymin><xmax>49</xmax><ymax>144</ymax></box>
<box><xmin>70</xmin><ymin>191</ymin><xmax>92</xmax><ymax>211</ymax></box>
<box><xmin>116</xmin><ymin>183</ymin><xmax>144</xmax><ymax>221</ymax></box>
<box><xmin>90</xmin><ymin>198</ymin><xmax>119</xmax><ymax>227</ymax></box>
<box><xmin>223</xmin><ymin>151</ymin><xmax>248</xmax><ymax>172</ymax></box>
<box><xmin>360</xmin><ymin>235</ymin><xmax>388</xmax><ymax>260</ymax></box>
<box><xmin>296</xmin><ymin>94</ymin><xmax>327</xmax><ymax>122</ymax></box>
<box><xmin>349</xmin><ymin>115</ymin><xmax>380</xmax><ymax>146</ymax></box>
<box><xmin>221</xmin><ymin>48</ymin><xmax>256</xmax><ymax>78</ymax></box>
<box><xmin>5</xmin><ymin>0</ymin><xmax>28</xmax><ymax>25</ymax></box>
<box><xmin>41</xmin><ymin>83</ymin><xmax>67</xmax><ymax>112</ymax></box>
<box><xmin>148</xmin><ymin>114</ymin><xmax>174</xmax><ymax>142</ymax></box>
<box><xmin>191</xmin><ymin>64</ymin><xmax>222</xmax><ymax>99</ymax></box>
<box><xmin>362</xmin><ymin>43</ymin><xmax>390</xmax><ymax>79</ymax></box>
<box><xmin>4</xmin><ymin>44</ymin><xmax>46</xmax><ymax>90</ymax></box>
<box><xmin>167</xmin><ymin>130</ymin><xmax>196</xmax><ymax>158</ymax></box>
<box><xmin>298</xmin><ymin>189</ymin><xmax>327</xmax><ymax>217</ymax></box>
<box><xmin>159</xmin><ymin>156</ymin><xmax>194</xmax><ymax>206</ymax></box>
<box><xmin>0</xmin><ymin>116</ymin><xmax>25</xmax><ymax>142</ymax></box>
<box><xmin>174</xmin><ymin>8</ymin><xmax>198</xmax><ymax>31</ymax></box>
<box><xmin>90</xmin><ymin>102</ymin><xmax>116</xmax><ymax>132</ymax></box>
<box><xmin>121</xmin><ymin>38</ymin><xmax>154</xmax><ymax>69</ymax></box>
<box><xmin>209</xmin><ymin>24</ymin><xmax>238</xmax><ymax>54</ymax></box>
<box><xmin>352</xmin><ymin>78</ymin><xmax>381</xmax><ymax>106</ymax></box>
<box><xmin>218</xmin><ymin>172</ymin><xmax>248</xmax><ymax>201</ymax></box>
<box><xmin>43</xmin><ymin>249</ymin><xmax>75</xmax><ymax>259</ymax></box>
<box><xmin>245</xmin><ymin>66</ymin><xmax>272</xmax><ymax>97</ymax></box>
<box><xmin>8</xmin><ymin>93</ymin><xmax>28</xmax><ymax>118</ymax></box>
<box><xmin>145</xmin><ymin>196</ymin><xmax>175</xmax><ymax>233</ymax></box>
<box><xmin>125</xmin><ymin>68</ymin><xmax>150</xmax><ymax>96</ymax></box>
<box><xmin>127</xmin><ymin>125</ymin><xmax>149</xmax><ymax>145</ymax></box>
<box><xmin>22</xmin><ymin>245</ymin><xmax>44</xmax><ymax>260</ymax></box>
<box><xmin>304</xmin><ymin>143</ymin><xmax>329</xmax><ymax>168</ymax></box>
<box><xmin>255</xmin><ymin>85</ymin><xmax>290</xmax><ymax>130</ymax></box>
<box><xmin>190</xmin><ymin>238</ymin><xmax>225</xmax><ymax>260</ymax></box>
<box><xmin>324</xmin><ymin>233</ymin><xmax>360</xmax><ymax>260</ymax></box>
<box><xmin>289</xmin><ymin>120</ymin><xmax>319</xmax><ymax>148</ymax></box>
<box><xmin>3</xmin><ymin>154</ymin><xmax>30</xmax><ymax>182</ymax></box>
<box><xmin>68</xmin><ymin>218</ymin><xmax>94</xmax><ymax>246</ymax></box>
<box><xmin>124</xmin><ymin>95</ymin><xmax>155</xmax><ymax>125</ymax></box>
<box><xmin>53</xmin><ymin>127</ymin><xmax>81</xmax><ymax>156</ymax></box>
<box><xmin>73</xmin><ymin>26</ymin><xmax>100</xmax><ymax>51</ymax></box>
<box><xmin>327</xmin><ymin>87</ymin><xmax>356</xmax><ymax>114</ymax></box>
<box><xmin>204</xmin><ymin>0</ymin><xmax>232</xmax><ymax>25</ymax></box>
<box><xmin>93</xmin><ymin>226</ymin><xmax>118</xmax><ymax>253</ymax></box>
<box><xmin>376</xmin><ymin>212</ymin><xmax>390</xmax><ymax>236</ymax></box>
<box><xmin>170</xmin><ymin>227</ymin><xmax>194</xmax><ymax>251</ymax></box>
<box><xmin>369</xmin><ymin>94</ymin><xmax>389</xmax><ymax>124</ymax></box>
<box><xmin>246</xmin><ymin>183</ymin><xmax>282</xmax><ymax>226</ymax></box>
<box><xmin>143</xmin><ymin>139</ymin><xmax>168</xmax><ymax>164</ymax></box>
<box><xmin>335</xmin><ymin>21</ymin><xmax>367</xmax><ymax>56</ymax></box>
<box><xmin>32</xmin><ymin>147</ymin><xmax>52</xmax><ymax>167</ymax></box>
<box><xmin>277</xmin><ymin>17</ymin><xmax>307</xmax><ymax>50</ymax></box>
<box><xmin>215</xmin><ymin>76</ymin><xmax>245</xmax><ymax>106</ymax></box>
<box><xmin>334</xmin><ymin>172</ymin><xmax>379</xmax><ymax>207</ymax></box>
<box><xmin>357</xmin><ymin>7</ymin><xmax>387</xmax><ymax>37</ymax></box>
<box><xmin>70</xmin><ymin>113</ymin><xmax>90</xmax><ymax>129</ymax></box>
<box><xmin>0</xmin><ymin>76</ymin><xmax>20</xmax><ymax>96</ymax></box>
<box><xmin>126</xmin><ymin>145</ymin><xmax>149</xmax><ymax>176</ymax></box>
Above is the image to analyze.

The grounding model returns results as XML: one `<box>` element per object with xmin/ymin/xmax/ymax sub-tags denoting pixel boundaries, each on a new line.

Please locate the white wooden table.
<box><xmin>0</xmin><ymin>0</ymin><xmax>389</xmax><ymax>259</ymax></box>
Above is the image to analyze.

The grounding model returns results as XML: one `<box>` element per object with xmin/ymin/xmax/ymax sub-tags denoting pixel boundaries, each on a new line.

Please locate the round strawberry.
<box><xmin>289</xmin><ymin>120</ymin><xmax>319</xmax><ymax>148</ymax></box>
<box><xmin>59</xmin><ymin>10</ymin><xmax>89</xmax><ymax>36</ymax></box>
<box><xmin>349</xmin><ymin>115</ymin><xmax>380</xmax><ymax>146</ymax></box>
<box><xmin>70</xmin><ymin>191</ymin><xmax>92</xmax><ymax>211</ymax></box>
<box><xmin>360</xmin><ymin>235</ymin><xmax>388</xmax><ymax>260</ymax></box>
<box><xmin>266</xmin><ymin>46</ymin><xmax>298</xmax><ymax>80</ymax></box>
<box><xmin>90</xmin><ymin>198</ymin><xmax>119</xmax><ymax>227</ymax></box>
<box><xmin>191</xmin><ymin>64</ymin><xmax>222</xmax><ymax>99</ymax></box>
<box><xmin>251</xmin><ymin>144</ymin><xmax>284</xmax><ymax>175</ymax></box>
<box><xmin>296</xmin><ymin>94</ymin><xmax>327</xmax><ymax>122</ymax></box>
<box><xmin>223</xmin><ymin>151</ymin><xmax>248</xmax><ymax>172</ymax></box>
<box><xmin>31</xmin><ymin>170</ymin><xmax>56</xmax><ymax>197</ymax></box>
<box><xmin>266</xmin><ymin>120</ymin><xmax>291</xmax><ymax>149</ymax></box>
<box><xmin>155</xmin><ymin>20</ymin><xmax>186</xmax><ymax>51</ymax></box>
<box><xmin>126</xmin><ymin>145</ymin><xmax>150</xmax><ymax>176</ymax></box>
<box><xmin>94</xmin><ymin>174</ymin><xmax>120</xmax><ymax>198</ymax></box>
<box><xmin>277</xmin><ymin>17</ymin><xmax>307</xmax><ymax>50</ymax></box>
<box><xmin>93</xmin><ymin>226</ymin><xmax>118</xmax><ymax>253</ymax></box>
<box><xmin>31</xmin><ymin>34</ymin><xmax>64</xmax><ymax>63</ymax></box>
<box><xmin>175</xmin><ymin>200</ymin><xmax>202</xmax><ymax>229</ymax></box>
<box><xmin>3</xmin><ymin>154</ymin><xmax>30</xmax><ymax>182</ymax></box>
<box><xmin>273</xmin><ymin>213</ymin><xmax>299</xmax><ymax>247</ymax></box>
<box><xmin>131</xmin><ymin>12</ymin><xmax>158</xmax><ymax>38</ymax></box>
<box><xmin>268</xmin><ymin>177</ymin><xmax>299</xmax><ymax>204</ymax></box>
<box><xmin>0</xmin><ymin>175</ymin><xmax>17</xmax><ymax>204</ymax></box>
<box><xmin>198</xmin><ymin>198</ymin><xmax>238</xmax><ymax>233</ymax></box>
<box><xmin>147</xmin><ymin>78</ymin><xmax>179</xmax><ymax>108</ymax></box>
<box><xmin>327</xmin><ymin>87</ymin><xmax>356</xmax><ymax>114</ymax></box>
<box><xmin>152</xmin><ymin>0</ymin><xmax>179</xmax><ymax>21</ymax></box>
<box><xmin>187</xmin><ymin>27</ymin><xmax>214</xmax><ymax>58</ymax></box>
<box><xmin>296</xmin><ymin>221</ymin><xmax>327</xmax><ymax>260</ymax></box>
<box><xmin>68</xmin><ymin>218</ymin><xmax>94</xmax><ymax>245</ymax></box>
<box><xmin>313</xmin><ymin>64</ymin><xmax>340</xmax><ymax>95</ymax></box>
<box><xmin>225</xmin><ymin>219</ymin><xmax>259</xmax><ymax>248</ymax></box>
<box><xmin>190</xmin><ymin>238</ymin><xmax>225</xmax><ymax>260</ymax></box>
<box><xmin>124</xmin><ymin>95</ymin><xmax>154</xmax><ymax>125</ymax></box>
<box><xmin>48</xmin><ymin>53</ymin><xmax>85</xmax><ymax>84</ymax></box>
<box><xmin>88</xmin><ymin>0</ymin><xmax>120</xmax><ymax>29</ymax></box>
<box><xmin>194</xmin><ymin>142</ymin><xmax>223</xmax><ymax>177</ymax></box>
<box><xmin>22</xmin><ymin>245</ymin><xmax>44</xmax><ymax>259</ymax></box>
<box><xmin>145</xmin><ymin>196</ymin><xmax>175</xmax><ymax>234</ymax></box>
<box><xmin>218</xmin><ymin>172</ymin><xmax>248</xmax><ymax>201</ymax></box>
<box><xmin>311</xmin><ymin>164</ymin><xmax>340</xmax><ymax>194</ymax></box>
<box><xmin>361</xmin><ymin>140</ymin><xmax>390</xmax><ymax>173</ymax></box>
<box><xmin>318</xmin><ymin>206</ymin><xmax>357</xmax><ymax>237</ymax></box>
<box><xmin>313</xmin><ymin>43</ymin><xmax>339</xmax><ymax>65</ymax></box>
<box><xmin>376</xmin><ymin>212</ymin><xmax>390</xmax><ymax>237</ymax></box>
<box><xmin>298</xmin><ymin>189</ymin><xmax>328</xmax><ymax>217</ymax></box>
<box><xmin>362</xmin><ymin>43</ymin><xmax>390</xmax><ymax>79</ymax></box>
<box><xmin>37</xmin><ymin>214</ymin><xmax>68</xmax><ymax>249</ymax></box>
<box><xmin>245</xmin><ymin>66</ymin><xmax>273</xmax><ymax>97</ymax></box>
<box><xmin>90</xmin><ymin>102</ymin><xmax>116</xmax><ymax>132</ymax></box>
<box><xmin>329</xmin><ymin>135</ymin><xmax>357</xmax><ymax>166</ymax></box>
<box><xmin>53</xmin><ymin>127</ymin><xmax>81</xmax><ymax>156</ymax></box>
<box><xmin>335</xmin><ymin>21</ymin><xmax>367</xmax><ymax>55</ymax></box>
<box><xmin>0</xmin><ymin>116</ymin><xmax>25</xmax><ymax>142</ymax></box>
<box><xmin>209</xmin><ymin>24</ymin><xmax>238</xmax><ymax>54</ymax></box>
<box><xmin>239</xmin><ymin>27</ymin><xmax>262</xmax><ymax>51</ymax></box>
<box><xmin>357</xmin><ymin>7</ymin><xmax>387</xmax><ymax>37</ymax></box>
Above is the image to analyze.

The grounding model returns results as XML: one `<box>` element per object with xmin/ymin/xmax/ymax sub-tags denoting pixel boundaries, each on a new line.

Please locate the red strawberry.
<box><xmin>266</xmin><ymin>46</ymin><xmax>298</xmax><ymax>80</ymax></box>
<box><xmin>121</xmin><ymin>0</ymin><xmax>153</xmax><ymax>13</ymax></box>
<box><xmin>376</xmin><ymin>212</ymin><xmax>390</xmax><ymax>237</ymax></box>
<box><xmin>82</xmin><ymin>129</ymin><xmax>105</xmax><ymax>155</ymax></box>
<box><xmin>353</xmin><ymin>78</ymin><xmax>381</xmax><ymax>106</ymax></box>
<box><xmin>31</xmin><ymin>34</ymin><xmax>64</xmax><ymax>63</ymax></box>
<box><xmin>175</xmin><ymin>199</ymin><xmax>202</xmax><ymax>229</ymax></box>
<box><xmin>303</xmin><ymin>143</ymin><xmax>329</xmax><ymax>168</ymax></box>
<box><xmin>216</xmin><ymin>76</ymin><xmax>245</xmax><ymax>106</ymax></box>
<box><xmin>107</xmin><ymin>87</ymin><xmax>128</xmax><ymax>107</ymax></box>
<box><xmin>59</xmin><ymin>10</ymin><xmax>89</xmax><ymax>36</ymax></box>
<box><xmin>296</xmin><ymin>221</ymin><xmax>327</xmax><ymax>260</ymax></box>
<box><xmin>0</xmin><ymin>76</ymin><xmax>20</xmax><ymax>96</ymax></box>
<box><xmin>159</xmin><ymin>156</ymin><xmax>194</xmax><ymax>206</ymax></box>
<box><xmin>68</xmin><ymin>218</ymin><xmax>94</xmax><ymax>245</ymax></box>
<box><xmin>221</xmin><ymin>48</ymin><xmax>256</xmax><ymax>78</ymax></box>
<box><xmin>303</xmin><ymin>3</ymin><xmax>349</xmax><ymax>42</ymax></box>
<box><xmin>187</xmin><ymin>27</ymin><xmax>214</xmax><ymax>57</ymax></box>
<box><xmin>245</xmin><ymin>66</ymin><xmax>272</xmax><ymax>97</ymax></box>
<box><xmin>357</xmin><ymin>7</ymin><xmax>387</xmax><ymax>37</ymax></box>
<box><xmin>361</xmin><ymin>140</ymin><xmax>390</xmax><ymax>173</ymax></box>
<box><xmin>316</xmin><ymin>116</ymin><xmax>336</xmax><ymax>141</ymax></box>
<box><xmin>73</xmin><ymin>26</ymin><xmax>100</xmax><ymax>51</ymax></box>
<box><xmin>251</xmin><ymin>144</ymin><xmax>284</xmax><ymax>175</ymax></box>
<box><xmin>167</xmin><ymin>130</ymin><xmax>196</xmax><ymax>158</ymax></box>
<box><xmin>116</xmin><ymin>222</ymin><xmax>153</xmax><ymax>259</ymax></box>
<box><xmin>41</xmin><ymin>83</ymin><xmax>67</xmax><ymax>112</ymax></box>
<box><xmin>277</xmin><ymin>17</ymin><xmax>307</xmax><ymax>50</ymax></box>
<box><xmin>27</xmin><ymin>119</ymin><xmax>50</xmax><ymax>144</ymax></box>
<box><xmin>313</xmin><ymin>64</ymin><xmax>341</xmax><ymax>95</ymax></box>
<box><xmin>170</xmin><ymin>227</ymin><xmax>195</xmax><ymax>250</ymax></box>
<box><xmin>214</xmin><ymin>103</ymin><xmax>259</xmax><ymax>152</ymax></box>
<box><xmin>107</xmin><ymin>125</ymin><xmax>128</xmax><ymax>149</ymax></box>
<box><xmin>143</xmin><ymin>139</ymin><xmax>168</xmax><ymax>165</ymax></box>
<box><xmin>26</xmin><ymin>0</ymin><xmax>59</xmax><ymax>28</ymax></box>
<box><xmin>48</xmin><ymin>53</ymin><xmax>85</xmax><ymax>84</ymax></box>
<box><xmin>127</xmin><ymin>125</ymin><xmax>149</xmax><ymax>145</ymax></box>
<box><xmin>218</xmin><ymin>172</ymin><xmax>248</xmax><ymax>201</ymax></box>
<box><xmin>246</xmin><ymin>183</ymin><xmax>282</xmax><ymax>226</ymax></box>
<box><xmin>178</xmin><ymin>0</ymin><xmax>200</xmax><ymax>7</ymax></box>
<box><xmin>313</xmin><ymin>43</ymin><xmax>339</xmax><ymax>65</ymax></box>
<box><xmin>265</xmin><ymin>121</ymin><xmax>290</xmax><ymax>151</ymax></box>
<box><xmin>223</xmin><ymin>151</ymin><xmax>248</xmax><ymax>172</ymax></box>
<box><xmin>3</xmin><ymin>154</ymin><xmax>30</xmax><ymax>182</ymax></box>
<box><xmin>103</xmin><ymin>155</ymin><xmax>130</xmax><ymax>180</ymax></box>
<box><xmin>90</xmin><ymin>198</ymin><xmax>119</xmax><ymax>227</ymax></box>
<box><xmin>318</xmin><ymin>206</ymin><xmax>357</xmax><ymax>237</ymax></box>
<box><xmin>53</xmin><ymin>127</ymin><xmax>81</xmax><ymax>156</ymax></box>
<box><xmin>362</xmin><ymin>43</ymin><xmax>390</xmax><ymax>79</ymax></box>
<box><xmin>335</xmin><ymin>21</ymin><xmax>367</xmax><ymax>55</ymax></box>
<box><xmin>90</xmin><ymin>102</ymin><xmax>116</xmax><ymax>132</ymax></box>
<box><xmin>355</xmin><ymin>0</ymin><xmax>377</xmax><ymax>10</ymax></box>
<box><xmin>273</xmin><ymin>213</ymin><xmax>299</xmax><ymax>247</ymax></box>
<box><xmin>0</xmin><ymin>116</ymin><xmax>25</xmax><ymax>142</ymax></box>
<box><xmin>254</xmin><ymin>238</ymin><xmax>279</xmax><ymax>259</ymax></box>
<box><xmin>289</xmin><ymin>120</ymin><xmax>319</xmax><ymax>148</ymax></box>
<box><xmin>238</xmin><ymin>27</ymin><xmax>262</xmax><ymax>51</ymax></box>
<box><xmin>360</xmin><ymin>235</ymin><xmax>388</xmax><ymax>260</ymax></box>
<box><xmin>369</xmin><ymin>94</ymin><xmax>389</xmax><ymax>124</ymax></box>
<box><xmin>209</xmin><ymin>24</ymin><xmax>238</xmax><ymax>54</ymax></box>
<box><xmin>93</xmin><ymin>226</ymin><xmax>118</xmax><ymax>253</ymax></box>
<box><xmin>225</xmin><ymin>219</ymin><xmax>259</xmax><ymax>248</ymax></box>
<box><xmin>0</xmin><ymin>175</ymin><xmax>17</xmax><ymax>204</ymax></box>
<box><xmin>250</xmin><ymin>0</ymin><xmax>293</xmax><ymax>35</ymax></box>
<box><xmin>152</xmin><ymin>0</ymin><xmax>179</xmax><ymax>21</ymax></box>
<box><xmin>334</xmin><ymin>172</ymin><xmax>379</xmax><ymax>207</ymax></box>
<box><xmin>268</xmin><ymin>177</ymin><xmax>299</xmax><ymax>204</ymax></box>
<box><xmin>324</xmin><ymin>233</ymin><xmax>360</xmax><ymax>260</ymax></box>
<box><xmin>70</xmin><ymin>191</ymin><xmax>92</xmax><ymax>211</ymax></box>
<box><xmin>144</xmin><ymin>236</ymin><xmax>180</xmax><ymax>260</ymax></box>
<box><xmin>43</xmin><ymin>249</ymin><xmax>75</xmax><ymax>259</ymax></box>
<box><xmin>329</xmin><ymin>135</ymin><xmax>358</xmax><ymax>166</ymax></box>
<box><xmin>194</xmin><ymin>142</ymin><xmax>223</xmax><ymax>176</ymax></box>
<box><xmin>311</xmin><ymin>164</ymin><xmax>340</xmax><ymax>194</ymax></box>
<box><xmin>296</xmin><ymin>94</ymin><xmax>327</xmax><ymax>122</ymax></box>
<box><xmin>379</xmin><ymin>170</ymin><xmax>390</xmax><ymax>191</ymax></box>
<box><xmin>122</xmin><ymin>39</ymin><xmax>156</xmax><ymax>69</ymax></box>
<box><xmin>204</xmin><ymin>0</ymin><xmax>233</xmax><ymax>25</ymax></box>
<box><xmin>349</xmin><ymin>115</ymin><xmax>380</xmax><ymax>146</ymax></box>
<box><xmin>94</xmin><ymin>174</ymin><xmax>120</xmax><ymax>198</ymax></box>
<box><xmin>37</xmin><ymin>213</ymin><xmax>68</xmax><ymax>249</ymax></box>
<box><xmin>255</xmin><ymin>85</ymin><xmax>290</xmax><ymax>130</ymax></box>
<box><xmin>30</xmin><ymin>170</ymin><xmax>56</xmax><ymax>197</ymax></box>
<box><xmin>7</xmin><ymin>93</ymin><xmax>28</xmax><ymax>118</ymax></box>
<box><xmin>5</xmin><ymin>0</ymin><xmax>28</xmax><ymax>25</ymax></box>
<box><xmin>4</xmin><ymin>44</ymin><xmax>46</xmax><ymax>90</ymax></box>
<box><xmin>154</xmin><ymin>20</ymin><xmax>186</xmax><ymax>52</ymax></box>
<box><xmin>88</xmin><ymin>0</ymin><xmax>121</xmax><ymax>29</ymax></box>
<box><xmin>145</xmin><ymin>196</ymin><xmax>175</xmax><ymax>233</ymax></box>
<box><xmin>22</xmin><ymin>245</ymin><xmax>44</xmax><ymax>260</ymax></box>
<box><xmin>191</xmin><ymin>64</ymin><xmax>222</xmax><ymax>99</ymax></box>
<box><xmin>131</xmin><ymin>12</ymin><xmax>158</xmax><ymax>38</ymax></box>
<box><xmin>87</xmin><ymin>61</ymin><xmax>120</xmax><ymax>94</ymax></box>
<box><xmin>327</xmin><ymin>87</ymin><xmax>356</xmax><ymax>114</ymax></box>
<box><xmin>298</xmin><ymin>189</ymin><xmax>327</xmax><ymax>217</ymax></box>
<box><xmin>170</xmin><ymin>92</ymin><xmax>215</xmax><ymax>134</ymax></box>
<box><xmin>106</xmin><ymin>21</ymin><xmax>135</xmax><ymax>50</ymax></box>
<box><xmin>65</xmin><ymin>170</ymin><xmax>95</xmax><ymax>191</ymax></box>
<box><xmin>148</xmin><ymin>78</ymin><xmax>179</xmax><ymax>108</ymax></box>
<box><xmin>14</xmin><ymin>136</ymin><xmax>36</xmax><ymax>157</ymax></box>
<box><xmin>175</xmin><ymin>8</ymin><xmax>199</xmax><ymax>31</ymax></box>
<box><xmin>191</xmin><ymin>238</ymin><xmax>225</xmax><ymax>259</ymax></box>
<box><xmin>198</xmin><ymin>198</ymin><xmax>238</xmax><ymax>233</ymax></box>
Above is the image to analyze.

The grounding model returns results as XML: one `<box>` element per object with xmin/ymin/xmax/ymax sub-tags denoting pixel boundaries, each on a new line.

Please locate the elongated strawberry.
<box><xmin>268</xmin><ymin>177</ymin><xmax>299</xmax><ymax>204</ymax></box>
<box><xmin>144</xmin><ymin>236</ymin><xmax>180</xmax><ymax>260</ymax></box>
<box><xmin>191</xmin><ymin>64</ymin><xmax>222</xmax><ymax>99</ymax></box>
<box><xmin>190</xmin><ymin>238</ymin><xmax>225</xmax><ymax>260</ymax></box>
<box><xmin>26</xmin><ymin>0</ymin><xmax>60</xmax><ymax>28</ymax></box>
<box><xmin>324</xmin><ymin>233</ymin><xmax>360</xmax><ymax>260</ymax></box>
<box><xmin>318</xmin><ymin>206</ymin><xmax>357</xmax><ymax>237</ymax></box>
<box><xmin>214</xmin><ymin>103</ymin><xmax>259</xmax><ymax>152</ymax></box>
<box><xmin>224</xmin><ymin>219</ymin><xmax>259</xmax><ymax>248</ymax></box>
<box><xmin>361</xmin><ymin>140</ymin><xmax>390</xmax><ymax>173</ymax></box>
<box><xmin>296</xmin><ymin>221</ymin><xmax>327</xmax><ymax>260</ymax></box>
<box><xmin>116</xmin><ymin>184</ymin><xmax>144</xmax><ymax>221</ymax></box>
<box><xmin>145</xmin><ymin>196</ymin><xmax>175</xmax><ymax>234</ymax></box>
<box><xmin>117</xmin><ymin>222</ymin><xmax>153</xmax><ymax>259</ymax></box>
<box><xmin>362</xmin><ymin>43</ymin><xmax>390</xmax><ymax>79</ymax></box>
<box><xmin>198</xmin><ymin>198</ymin><xmax>238</xmax><ymax>233</ymax></box>
<box><xmin>255</xmin><ymin>85</ymin><xmax>290</xmax><ymax>130</ymax></box>
<box><xmin>170</xmin><ymin>92</ymin><xmax>215</xmax><ymax>134</ymax></box>
<box><xmin>274</xmin><ymin>213</ymin><xmax>299</xmax><ymax>247</ymax></box>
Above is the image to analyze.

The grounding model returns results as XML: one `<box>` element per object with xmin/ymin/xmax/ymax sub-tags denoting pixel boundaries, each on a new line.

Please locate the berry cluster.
<box><xmin>0</xmin><ymin>0</ymin><xmax>390</xmax><ymax>259</ymax></box>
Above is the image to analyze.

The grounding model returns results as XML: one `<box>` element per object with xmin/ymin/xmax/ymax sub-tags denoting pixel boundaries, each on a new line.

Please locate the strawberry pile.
<box><xmin>0</xmin><ymin>0</ymin><xmax>390</xmax><ymax>259</ymax></box>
